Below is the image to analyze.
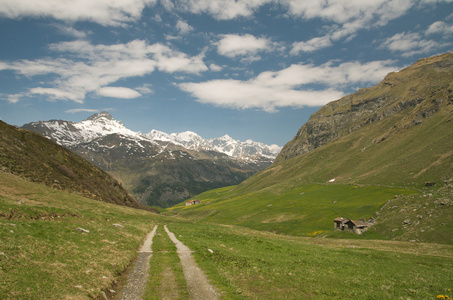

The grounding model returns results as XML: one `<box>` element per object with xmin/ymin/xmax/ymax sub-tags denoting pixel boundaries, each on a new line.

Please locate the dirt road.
<box><xmin>117</xmin><ymin>225</ymin><xmax>219</xmax><ymax>300</ymax></box>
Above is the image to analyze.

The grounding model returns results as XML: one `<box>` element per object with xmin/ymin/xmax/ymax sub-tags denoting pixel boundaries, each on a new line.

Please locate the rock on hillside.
<box><xmin>275</xmin><ymin>52</ymin><xmax>453</xmax><ymax>164</ymax></box>
<box><xmin>0</xmin><ymin>120</ymin><xmax>155</xmax><ymax>212</ymax></box>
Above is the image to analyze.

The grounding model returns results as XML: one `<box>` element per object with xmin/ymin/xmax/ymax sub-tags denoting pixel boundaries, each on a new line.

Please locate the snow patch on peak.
<box><xmin>85</xmin><ymin>111</ymin><xmax>114</xmax><ymax>121</ymax></box>
<box><xmin>172</xmin><ymin>131</ymin><xmax>202</xmax><ymax>142</ymax></box>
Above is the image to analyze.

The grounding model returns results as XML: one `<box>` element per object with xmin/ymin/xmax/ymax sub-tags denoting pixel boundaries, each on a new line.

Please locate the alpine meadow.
<box><xmin>1</xmin><ymin>1</ymin><xmax>453</xmax><ymax>298</ymax></box>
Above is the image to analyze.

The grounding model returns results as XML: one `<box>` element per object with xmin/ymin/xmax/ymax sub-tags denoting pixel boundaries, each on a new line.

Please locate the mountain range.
<box><xmin>23</xmin><ymin>113</ymin><xmax>281</xmax><ymax>207</ymax></box>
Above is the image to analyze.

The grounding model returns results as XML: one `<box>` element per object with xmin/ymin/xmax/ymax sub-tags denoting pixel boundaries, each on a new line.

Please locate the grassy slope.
<box><xmin>166</xmin><ymin>66</ymin><xmax>453</xmax><ymax>243</ymax></box>
<box><xmin>0</xmin><ymin>171</ymin><xmax>160</xmax><ymax>299</ymax></box>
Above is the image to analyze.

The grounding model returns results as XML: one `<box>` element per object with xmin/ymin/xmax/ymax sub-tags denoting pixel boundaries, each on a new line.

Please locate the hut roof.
<box><xmin>349</xmin><ymin>220</ymin><xmax>368</xmax><ymax>227</ymax></box>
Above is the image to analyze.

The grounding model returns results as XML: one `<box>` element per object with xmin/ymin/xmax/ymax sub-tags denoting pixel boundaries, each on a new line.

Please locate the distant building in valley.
<box><xmin>334</xmin><ymin>217</ymin><xmax>374</xmax><ymax>234</ymax></box>
<box><xmin>185</xmin><ymin>199</ymin><xmax>201</xmax><ymax>206</ymax></box>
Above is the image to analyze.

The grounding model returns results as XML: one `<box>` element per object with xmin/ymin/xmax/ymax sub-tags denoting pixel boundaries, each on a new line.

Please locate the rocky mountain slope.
<box><xmin>275</xmin><ymin>52</ymin><xmax>453</xmax><ymax>164</ymax></box>
<box><xmin>0</xmin><ymin>120</ymin><xmax>154</xmax><ymax>212</ymax></box>
<box><xmin>23</xmin><ymin>113</ymin><xmax>281</xmax><ymax>207</ymax></box>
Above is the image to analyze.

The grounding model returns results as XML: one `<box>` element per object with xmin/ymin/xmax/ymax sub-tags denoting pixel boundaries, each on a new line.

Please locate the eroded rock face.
<box><xmin>275</xmin><ymin>52</ymin><xmax>453</xmax><ymax>164</ymax></box>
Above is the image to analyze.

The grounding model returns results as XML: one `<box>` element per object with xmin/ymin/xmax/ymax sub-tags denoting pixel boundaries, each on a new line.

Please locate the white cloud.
<box><xmin>180</xmin><ymin>59</ymin><xmax>397</xmax><ymax>112</ymax></box>
<box><xmin>0</xmin><ymin>0</ymin><xmax>157</xmax><ymax>26</ymax></box>
<box><xmin>209</xmin><ymin>63</ymin><xmax>223</xmax><ymax>71</ymax></box>
<box><xmin>285</xmin><ymin>0</ymin><xmax>414</xmax><ymax>54</ymax></box>
<box><xmin>97</xmin><ymin>87</ymin><xmax>142</xmax><ymax>99</ymax></box>
<box><xmin>381</xmin><ymin>31</ymin><xmax>446</xmax><ymax>57</ymax></box>
<box><xmin>216</xmin><ymin>34</ymin><xmax>272</xmax><ymax>58</ymax></box>
<box><xmin>0</xmin><ymin>39</ymin><xmax>208</xmax><ymax>103</ymax></box>
<box><xmin>65</xmin><ymin>108</ymin><xmax>102</xmax><ymax>114</ymax></box>
<box><xmin>426</xmin><ymin>21</ymin><xmax>453</xmax><ymax>35</ymax></box>
<box><xmin>291</xmin><ymin>36</ymin><xmax>332</xmax><ymax>54</ymax></box>
<box><xmin>180</xmin><ymin>79</ymin><xmax>343</xmax><ymax>112</ymax></box>
<box><xmin>52</xmin><ymin>24</ymin><xmax>91</xmax><ymax>38</ymax></box>
<box><xmin>173</xmin><ymin>0</ymin><xmax>273</xmax><ymax>20</ymax></box>
<box><xmin>135</xmin><ymin>83</ymin><xmax>153</xmax><ymax>94</ymax></box>
<box><xmin>282</xmin><ymin>0</ymin><xmax>412</xmax><ymax>26</ymax></box>
<box><xmin>176</xmin><ymin>20</ymin><xmax>194</xmax><ymax>34</ymax></box>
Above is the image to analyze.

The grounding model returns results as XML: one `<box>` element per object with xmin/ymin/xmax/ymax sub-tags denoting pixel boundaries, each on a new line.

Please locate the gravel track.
<box><xmin>116</xmin><ymin>225</ymin><xmax>219</xmax><ymax>300</ymax></box>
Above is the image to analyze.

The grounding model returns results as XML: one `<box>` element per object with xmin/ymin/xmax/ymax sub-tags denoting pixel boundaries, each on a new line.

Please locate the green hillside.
<box><xmin>166</xmin><ymin>53</ymin><xmax>453</xmax><ymax>244</ymax></box>
<box><xmin>0</xmin><ymin>171</ymin><xmax>160</xmax><ymax>299</ymax></box>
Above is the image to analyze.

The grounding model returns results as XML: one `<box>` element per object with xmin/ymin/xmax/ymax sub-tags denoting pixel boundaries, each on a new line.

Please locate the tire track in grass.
<box><xmin>144</xmin><ymin>224</ymin><xmax>189</xmax><ymax>299</ymax></box>
<box><xmin>164</xmin><ymin>225</ymin><xmax>219</xmax><ymax>300</ymax></box>
<box><xmin>116</xmin><ymin>225</ymin><xmax>157</xmax><ymax>300</ymax></box>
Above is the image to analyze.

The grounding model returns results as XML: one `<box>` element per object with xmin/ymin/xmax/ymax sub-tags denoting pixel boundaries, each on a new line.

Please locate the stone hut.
<box><xmin>334</xmin><ymin>217</ymin><xmax>370</xmax><ymax>234</ymax></box>
<box><xmin>334</xmin><ymin>217</ymin><xmax>349</xmax><ymax>230</ymax></box>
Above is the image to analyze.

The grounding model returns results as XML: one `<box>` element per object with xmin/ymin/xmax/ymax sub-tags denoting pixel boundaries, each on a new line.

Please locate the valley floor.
<box><xmin>1</xmin><ymin>171</ymin><xmax>452</xmax><ymax>299</ymax></box>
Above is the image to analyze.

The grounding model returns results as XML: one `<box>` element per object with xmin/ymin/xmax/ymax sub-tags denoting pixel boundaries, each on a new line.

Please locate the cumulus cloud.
<box><xmin>426</xmin><ymin>21</ymin><xmax>453</xmax><ymax>35</ymax></box>
<box><xmin>97</xmin><ymin>87</ymin><xmax>142</xmax><ymax>99</ymax></box>
<box><xmin>172</xmin><ymin>0</ymin><xmax>273</xmax><ymax>20</ymax></box>
<box><xmin>0</xmin><ymin>0</ymin><xmax>157</xmax><ymax>26</ymax></box>
<box><xmin>282</xmin><ymin>0</ymin><xmax>412</xmax><ymax>26</ymax></box>
<box><xmin>216</xmin><ymin>34</ymin><xmax>272</xmax><ymax>58</ymax></box>
<box><xmin>287</xmin><ymin>0</ymin><xmax>414</xmax><ymax>54</ymax></box>
<box><xmin>0</xmin><ymin>39</ymin><xmax>208</xmax><ymax>103</ymax></box>
<box><xmin>381</xmin><ymin>19</ymin><xmax>452</xmax><ymax>57</ymax></box>
<box><xmin>291</xmin><ymin>36</ymin><xmax>332</xmax><ymax>54</ymax></box>
<box><xmin>176</xmin><ymin>20</ymin><xmax>194</xmax><ymax>34</ymax></box>
<box><xmin>209</xmin><ymin>63</ymin><xmax>223</xmax><ymax>71</ymax></box>
<box><xmin>179</xmin><ymin>59</ymin><xmax>398</xmax><ymax>112</ymax></box>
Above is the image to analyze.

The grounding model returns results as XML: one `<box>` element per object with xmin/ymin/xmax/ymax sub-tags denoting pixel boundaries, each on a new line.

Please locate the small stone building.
<box><xmin>334</xmin><ymin>217</ymin><xmax>349</xmax><ymax>230</ymax></box>
<box><xmin>185</xmin><ymin>199</ymin><xmax>201</xmax><ymax>206</ymax></box>
<box><xmin>334</xmin><ymin>217</ymin><xmax>371</xmax><ymax>234</ymax></box>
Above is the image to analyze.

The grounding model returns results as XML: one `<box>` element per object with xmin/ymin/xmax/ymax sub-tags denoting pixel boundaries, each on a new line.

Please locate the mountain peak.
<box><xmin>219</xmin><ymin>134</ymin><xmax>235</xmax><ymax>141</ymax></box>
<box><xmin>85</xmin><ymin>111</ymin><xmax>115</xmax><ymax>121</ymax></box>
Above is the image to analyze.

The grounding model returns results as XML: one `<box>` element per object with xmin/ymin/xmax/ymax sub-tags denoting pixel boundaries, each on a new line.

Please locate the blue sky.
<box><xmin>0</xmin><ymin>0</ymin><xmax>452</xmax><ymax>146</ymax></box>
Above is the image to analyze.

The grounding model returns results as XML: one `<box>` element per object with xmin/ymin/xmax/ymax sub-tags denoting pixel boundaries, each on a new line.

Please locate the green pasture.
<box><xmin>168</xmin><ymin>221</ymin><xmax>453</xmax><ymax>299</ymax></box>
<box><xmin>167</xmin><ymin>183</ymin><xmax>418</xmax><ymax>237</ymax></box>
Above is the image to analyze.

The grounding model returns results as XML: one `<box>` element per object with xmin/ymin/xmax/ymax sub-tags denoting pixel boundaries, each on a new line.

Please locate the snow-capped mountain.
<box><xmin>147</xmin><ymin>131</ymin><xmax>281</xmax><ymax>160</ymax></box>
<box><xmin>22</xmin><ymin>112</ymin><xmax>281</xmax><ymax>208</ymax></box>
<box><xmin>24</xmin><ymin>111</ymin><xmax>147</xmax><ymax>147</ymax></box>
<box><xmin>24</xmin><ymin>111</ymin><xmax>281</xmax><ymax>161</ymax></box>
